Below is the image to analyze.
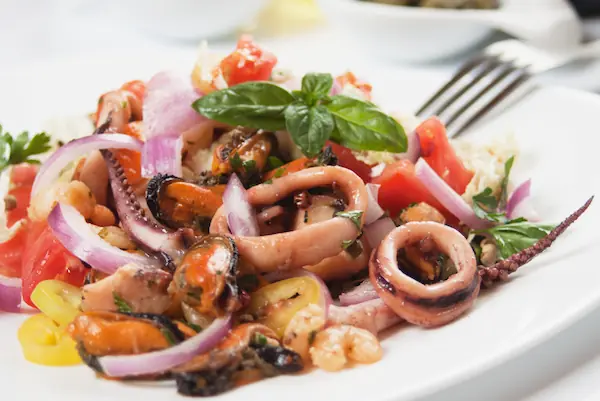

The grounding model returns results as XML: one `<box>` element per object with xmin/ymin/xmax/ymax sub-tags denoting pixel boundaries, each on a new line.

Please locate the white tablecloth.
<box><xmin>2</xmin><ymin>2</ymin><xmax>600</xmax><ymax>400</ymax></box>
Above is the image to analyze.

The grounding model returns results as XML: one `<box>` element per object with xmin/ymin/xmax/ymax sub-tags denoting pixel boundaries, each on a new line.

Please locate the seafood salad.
<box><xmin>0</xmin><ymin>36</ymin><xmax>593</xmax><ymax>397</ymax></box>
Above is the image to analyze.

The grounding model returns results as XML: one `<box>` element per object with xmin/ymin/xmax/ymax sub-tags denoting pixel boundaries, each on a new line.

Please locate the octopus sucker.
<box><xmin>210</xmin><ymin>166</ymin><xmax>368</xmax><ymax>273</ymax></box>
<box><xmin>369</xmin><ymin>222</ymin><xmax>480</xmax><ymax>328</ymax></box>
<box><xmin>101</xmin><ymin>149</ymin><xmax>185</xmax><ymax>262</ymax></box>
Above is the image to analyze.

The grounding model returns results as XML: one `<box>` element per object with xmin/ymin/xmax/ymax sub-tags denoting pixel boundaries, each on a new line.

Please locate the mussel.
<box><xmin>169</xmin><ymin>234</ymin><xmax>243</xmax><ymax>320</ymax></box>
<box><xmin>68</xmin><ymin>311</ymin><xmax>194</xmax><ymax>375</ymax></box>
<box><xmin>173</xmin><ymin>323</ymin><xmax>303</xmax><ymax>396</ymax></box>
<box><xmin>211</xmin><ymin>128</ymin><xmax>276</xmax><ymax>176</ymax></box>
<box><xmin>146</xmin><ymin>174</ymin><xmax>224</xmax><ymax>232</ymax></box>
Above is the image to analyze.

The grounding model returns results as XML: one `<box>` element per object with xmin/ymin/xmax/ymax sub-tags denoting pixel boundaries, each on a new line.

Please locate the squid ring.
<box><xmin>210</xmin><ymin>166</ymin><xmax>368</xmax><ymax>273</ymax></box>
<box><xmin>369</xmin><ymin>222</ymin><xmax>480</xmax><ymax>327</ymax></box>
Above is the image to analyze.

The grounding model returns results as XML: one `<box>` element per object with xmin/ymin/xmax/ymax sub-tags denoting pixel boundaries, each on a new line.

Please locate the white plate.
<box><xmin>1</xmin><ymin>53</ymin><xmax>599</xmax><ymax>401</ymax></box>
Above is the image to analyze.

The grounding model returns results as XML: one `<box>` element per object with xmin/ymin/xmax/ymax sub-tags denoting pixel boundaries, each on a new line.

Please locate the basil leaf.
<box><xmin>472</xmin><ymin>187</ymin><xmax>507</xmax><ymax>223</ymax></box>
<box><xmin>499</xmin><ymin>155</ymin><xmax>515</xmax><ymax>209</ymax></box>
<box><xmin>284</xmin><ymin>103</ymin><xmax>334</xmax><ymax>157</ymax></box>
<box><xmin>302</xmin><ymin>73</ymin><xmax>334</xmax><ymax>98</ymax></box>
<box><xmin>192</xmin><ymin>82</ymin><xmax>294</xmax><ymax>131</ymax></box>
<box><xmin>326</xmin><ymin>95</ymin><xmax>407</xmax><ymax>153</ymax></box>
<box><xmin>478</xmin><ymin>221</ymin><xmax>554</xmax><ymax>259</ymax></box>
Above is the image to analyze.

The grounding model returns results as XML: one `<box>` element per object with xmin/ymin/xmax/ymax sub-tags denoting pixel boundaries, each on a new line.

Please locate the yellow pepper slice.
<box><xmin>247</xmin><ymin>276</ymin><xmax>322</xmax><ymax>337</ymax></box>
<box><xmin>17</xmin><ymin>314</ymin><xmax>81</xmax><ymax>366</ymax></box>
<box><xmin>30</xmin><ymin>280</ymin><xmax>82</xmax><ymax>326</ymax></box>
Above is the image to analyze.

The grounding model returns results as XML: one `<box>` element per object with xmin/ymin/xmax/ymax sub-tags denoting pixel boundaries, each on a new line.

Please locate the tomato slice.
<box><xmin>415</xmin><ymin>117</ymin><xmax>473</xmax><ymax>195</ymax></box>
<box><xmin>335</xmin><ymin>71</ymin><xmax>373</xmax><ymax>100</ymax></box>
<box><xmin>6</xmin><ymin>164</ymin><xmax>37</xmax><ymax>228</ymax></box>
<box><xmin>0</xmin><ymin>220</ymin><xmax>28</xmax><ymax>278</ymax></box>
<box><xmin>372</xmin><ymin>159</ymin><xmax>456</xmax><ymax>224</ymax></box>
<box><xmin>112</xmin><ymin>121</ymin><xmax>143</xmax><ymax>185</ymax></box>
<box><xmin>326</xmin><ymin>142</ymin><xmax>372</xmax><ymax>183</ymax></box>
<box><xmin>21</xmin><ymin>221</ymin><xmax>87</xmax><ymax>307</ymax></box>
<box><xmin>120</xmin><ymin>80</ymin><xmax>146</xmax><ymax>102</ymax></box>
<box><xmin>218</xmin><ymin>35</ymin><xmax>277</xmax><ymax>86</ymax></box>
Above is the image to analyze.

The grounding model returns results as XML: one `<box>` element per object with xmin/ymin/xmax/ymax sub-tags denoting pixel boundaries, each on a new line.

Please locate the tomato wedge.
<box><xmin>335</xmin><ymin>71</ymin><xmax>373</xmax><ymax>100</ymax></box>
<box><xmin>372</xmin><ymin>159</ymin><xmax>456</xmax><ymax>224</ymax></box>
<box><xmin>21</xmin><ymin>221</ymin><xmax>87</xmax><ymax>307</ymax></box>
<box><xmin>416</xmin><ymin>117</ymin><xmax>473</xmax><ymax>195</ymax></box>
<box><xmin>327</xmin><ymin>142</ymin><xmax>372</xmax><ymax>183</ymax></box>
<box><xmin>0</xmin><ymin>220</ymin><xmax>28</xmax><ymax>278</ymax></box>
<box><xmin>219</xmin><ymin>35</ymin><xmax>277</xmax><ymax>86</ymax></box>
<box><xmin>6</xmin><ymin>164</ymin><xmax>37</xmax><ymax>228</ymax></box>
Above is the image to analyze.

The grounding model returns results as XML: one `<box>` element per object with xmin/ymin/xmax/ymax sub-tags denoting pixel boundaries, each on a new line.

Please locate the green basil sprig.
<box><xmin>192</xmin><ymin>73</ymin><xmax>407</xmax><ymax>157</ymax></box>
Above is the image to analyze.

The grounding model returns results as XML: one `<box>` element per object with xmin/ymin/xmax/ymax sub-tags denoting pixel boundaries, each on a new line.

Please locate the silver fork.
<box><xmin>416</xmin><ymin>39</ymin><xmax>600</xmax><ymax>138</ymax></box>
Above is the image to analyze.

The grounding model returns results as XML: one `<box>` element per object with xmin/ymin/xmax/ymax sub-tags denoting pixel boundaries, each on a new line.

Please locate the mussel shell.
<box><xmin>146</xmin><ymin>173</ymin><xmax>184</xmax><ymax>228</ymax></box>
<box><xmin>174</xmin><ymin>343</ymin><xmax>303</xmax><ymax>397</ymax></box>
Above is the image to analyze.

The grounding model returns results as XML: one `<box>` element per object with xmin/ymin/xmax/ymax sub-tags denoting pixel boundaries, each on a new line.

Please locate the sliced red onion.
<box><xmin>100</xmin><ymin>315</ymin><xmax>232</xmax><ymax>377</ymax></box>
<box><xmin>32</xmin><ymin>134</ymin><xmax>143</xmax><ymax>196</ymax></box>
<box><xmin>365</xmin><ymin>183</ymin><xmax>385</xmax><ymax>225</ymax></box>
<box><xmin>509</xmin><ymin>196</ymin><xmax>540</xmax><ymax>222</ymax></box>
<box><xmin>223</xmin><ymin>174</ymin><xmax>259</xmax><ymax>237</ymax></box>
<box><xmin>339</xmin><ymin>279</ymin><xmax>378</xmax><ymax>306</ymax></box>
<box><xmin>265</xmin><ymin>270</ymin><xmax>333</xmax><ymax>320</ymax></box>
<box><xmin>330</xmin><ymin>80</ymin><xmax>342</xmax><ymax>96</ymax></box>
<box><xmin>141</xmin><ymin>136</ymin><xmax>183</xmax><ymax>177</ymax></box>
<box><xmin>415</xmin><ymin>158</ymin><xmax>490</xmax><ymax>230</ymax></box>
<box><xmin>0</xmin><ymin>276</ymin><xmax>21</xmax><ymax>312</ymax></box>
<box><xmin>398</xmin><ymin>130</ymin><xmax>421</xmax><ymax>163</ymax></box>
<box><xmin>143</xmin><ymin>71</ymin><xmax>205</xmax><ymax>140</ymax></box>
<box><xmin>48</xmin><ymin>203</ymin><xmax>157</xmax><ymax>274</ymax></box>
<box><xmin>364</xmin><ymin>217</ymin><xmax>396</xmax><ymax>249</ymax></box>
<box><xmin>506</xmin><ymin>179</ymin><xmax>536</xmax><ymax>220</ymax></box>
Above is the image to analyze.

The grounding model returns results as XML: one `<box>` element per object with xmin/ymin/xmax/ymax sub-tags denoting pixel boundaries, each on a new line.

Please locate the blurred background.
<box><xmin>1</xmin><ymin>0</ymin><xmax>599</xmax><ymax>69</ymax></box>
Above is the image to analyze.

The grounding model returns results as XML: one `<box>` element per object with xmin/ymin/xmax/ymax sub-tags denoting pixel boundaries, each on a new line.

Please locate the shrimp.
<box><xmin>282</xmin><ymin>304</ymin><xmax>326</xmax><ymax>363</ymax></box>
<box><xmin>309</xmin><ymin>325</ymin><xmax>383</xmax><ymax>372</ymax></box>
<box><xmin>29</xmin><ymin>180</ymin><xmax>96</xmax><ymax>222</ymax></box>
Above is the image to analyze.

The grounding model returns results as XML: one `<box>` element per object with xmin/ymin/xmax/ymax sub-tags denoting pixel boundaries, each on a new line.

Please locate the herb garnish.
<box><xmin>254</xmin><ymin>332</ymin><xmax>268</xmax><ymax>346</ymax></box>
<box><xmin>113</xmin><ymin>292</ymin><xmax>133</xmax><ymax>313</ymax></box>
<box><xmin>160</xmin><ymin>327</ymin><xmax>178</xmax><ymax>345</ymax></box>
<box><xmin>334</xmin><ymin>210</ymin><xmax>363</xmax><ymax>230</ymax></box>
<box><xmin>193</xmin><ymin>73</ymin><xmax>407</xmax><ymax>157</ymax></box>
<box><xmin>471</xmin><ymin>156</ymin><xmax>515</xmax><ymax>223</ymax></box>
<box><xmin>475</xmin><ymin>220</ymin><xmax>554</xmax><ymax>259</ymax></box>
<box><xmin>0</xmin><ymin>125</ymin><xmax>52</xmax><ymax>171</ymax></box>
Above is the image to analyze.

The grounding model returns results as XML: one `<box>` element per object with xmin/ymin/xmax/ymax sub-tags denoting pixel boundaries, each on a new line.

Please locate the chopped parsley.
<box><xmin>334</xmin><ymin>210</ymin><xmax>363</xmax><ymax>230</ymax></box>
<box><xmin>113</xmin><ymin>292</ymin><xmax>132</xmax><ymax>313</ymax></box>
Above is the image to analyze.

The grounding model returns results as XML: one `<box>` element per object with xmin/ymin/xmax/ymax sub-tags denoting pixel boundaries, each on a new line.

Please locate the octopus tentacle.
<box><xmin>370</xmin><ymin>222</ymin><xmax>480</xmax><ymax>328</ymax></box>
<box><xmin>210</xmin><ymin>166</ymin><xmax>368</xmax><ymax>273</ymax></box>
<box><xmin>327</xmin><ymin>299</ymin><xmax>402</xmax><ymax>335</ymax></box>
<box><xmin>479</xmin><ymin>196</ymin><xmax>594</xmax><ymax>287</ymax></box>
<box><xmin>102</xmin><ymin>149</ymin><xmax>185</xmax><ymax>263</ymax></box>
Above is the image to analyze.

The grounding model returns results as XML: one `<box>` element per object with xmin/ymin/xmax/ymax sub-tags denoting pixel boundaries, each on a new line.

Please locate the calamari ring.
<box><xmin>369</xmin><ymin>222</ymin><xmax>479</xmax><ymax>327</ymax></box>
<box><xmin>210</xmin><ymin>166</ymin><xmax>367</xmax><ymax>273</ymax></box>
<box><xmin>305</xmin><ymin>238</ymin><xmax>370</xmax><ymax>281</ymax></box>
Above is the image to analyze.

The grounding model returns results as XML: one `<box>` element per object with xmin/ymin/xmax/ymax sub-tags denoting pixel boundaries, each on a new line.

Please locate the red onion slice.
<box><xmin>223</xmin><ymin>174</ymin><xmax>259</xmax><ymax>237</ymax></box>
<box><xmin>0</xmin><ymin>276</ymin><xmax>21</xmax><ymax>312</ymax></box>
<box><xmin>506</xmin><ymin>179</ymin><xmax>539</xmax><ymax>221</ymax></box>
<box><xmin>265</xmin><ymin>270</ymin><xmax>333</xmax><ymax>320</ymax></box>
<box><xmin>32</xmin><ymin>134</ymin><xmax>143</xmax><ymax>196</ymax></box>
<box><xmin>99</xmin><ymin>315</ymin><xmax>232</xmax><ymax>377</ymax></box>
<box><xmin>141</xmin><ymin>136</ymin><xmax>183</xmax><ymax>177</ymax></box>
<box><xmin>364</xmin><ymin>217</ymin><xmax>396</xmax><ymax>249</ymax></box>
<box><xmin>397</xmin><ymin>130</ymin><xmax>421</xmax><ymax>163</ymax></box>
<box><xmin>143</xmin><ymin>71</ymin><xmax>205</xmax><ymax>140</ymax></box>
<box><xmin>339</xmin><ymin>279</ymin><xmax>378</xmax><ymax>306</ymax></box>
<box><xmin>415</xmin><ymin>158</ymin><xmax>490</xmax><ymax>229</ymax></box>
<box><xmin>48</xmin><ymin>203</ymin><xmax>157</xmax><ymax>274</ymax></box>
<box><xmin>365</xmin><ymin>183</ymin><xmax>385</xmax><ymax>225</ymax></box>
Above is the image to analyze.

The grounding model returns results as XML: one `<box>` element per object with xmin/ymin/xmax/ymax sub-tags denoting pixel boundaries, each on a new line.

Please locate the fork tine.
<box><xmin>448</xmin><ymin>69</ymin><xmax>531</xmax><ymax>138</ymax></box>
<box><xmin>415</xmin><ymin>54</ymin><xmax>488</xmax><ymax>116</ymax></box>
<box><xmin>443</xmin><ymin>62</ymin><xmax>524</xmax><ymax>129</ymax></box>
<box><xmin>430</xmin><ymin>55</ymin><xmax>501</xmax><ymax>117</ymax></box>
